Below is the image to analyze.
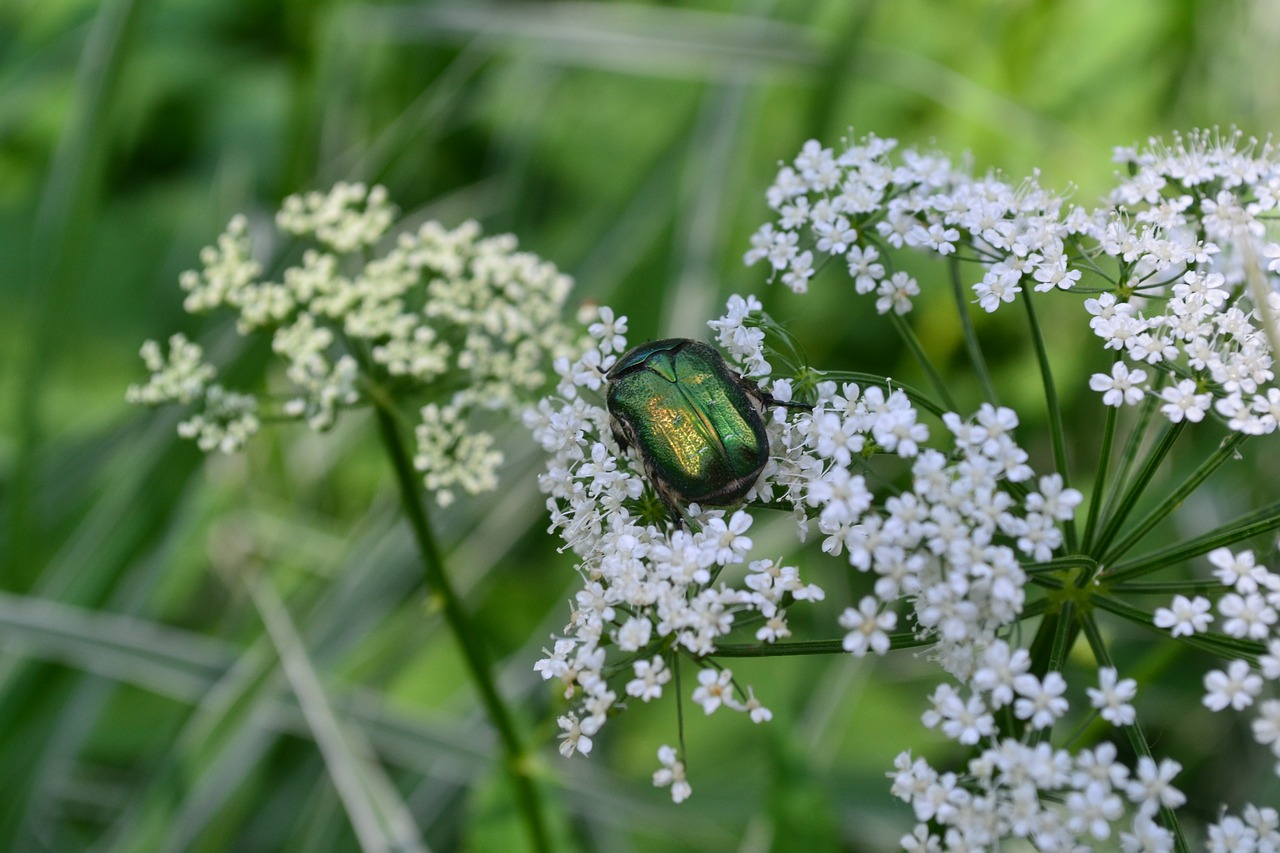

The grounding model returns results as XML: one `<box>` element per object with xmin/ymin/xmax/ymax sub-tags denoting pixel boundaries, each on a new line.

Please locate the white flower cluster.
<box><xmin>125</xmin><ymin>333</ymin><xmax>259</xmax><ymax>453</ymax></box>
<box><xmin>749</xmin><ymin>130</ymin><xmax>1280</xmax><ymax>432</ymax></box>
<box><xmin>892</xmin><ymin>739</ymin><xmax>1185</xmax><ymax>850</ymax></box>
<box><xmin>526</xmin><ymin>302</ymin><xmax>826</xmax><ymax>797</ymax></box>
<box><xmin>777</xmin><ymin>390</ymin><xmax>1081</xmax><ymax>678</ymax></box>
<box><xmin>132</xmin><ymin>184</ymin><xmax>575</xmax><ymax>503</ymax></box>
<box><xmin>889</xmin><ymin>641</ymin><xmax>1194</xmax><ymax>850</ymax></box>
<box><xmin>1154</xmin><ymin>547</ymin><xmax>1280</xmax><ymax>774</ymax></box>
<box><xmin>744</xmin><ymin>134</ymin><xmax>1078</xmax><ymax>313</ymax></box>
<box><xmin>1088</xmin><ymin>131</ymin><xmax>1280</xmax><ymax>433</ymax></box>
<box><xmin>899</xmin><ymin>670</ymin><xmax>1279</xmax><ymax>853</ymax></box>
<box><xmin>529</xmin><ymin>294</ymin><xmax>1085</xmax><ymax>800</ymax></box>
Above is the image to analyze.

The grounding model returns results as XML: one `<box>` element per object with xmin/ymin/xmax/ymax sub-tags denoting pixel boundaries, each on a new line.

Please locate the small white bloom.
<box><xmin>1087</xmin><ymin>667</ymin><xmax>1138</xmax><ymax>726</ymax></box>
<box><xmin>625</xmin><ymin>656</ymin><xmax>671</xmax><ymax>702</ymax></box>
<box><xmin>691</xmin><ymin>668</ymin><xmax>739</xmax><ymax>715</ymax></box>
<box><xmin>1203</xmin><ymin>659</ymin><xmax>1263</xmax><ymax>711</ymax></box>
<box><xmin>1090</xmin><ymin>361</ymin><xmax>1148</xmax><ymax>406</ymax></box>
<box><xmin>838</xmin><ymin>596</ymin><xmax>897</xmax><ymax>656</ymax></box>
<box><xmin>1153</xmin><ymin>594</ymin><xmax>1213</xmax><ymax>636</ymax></box>
<box><xmin>1159</xmin><ymin>379</ymin><xmax>1212</xmax><ymax>423</ymax></box>
<box><xmin>1012</xmin><ymin>671</ymin><xmax>1069</xmax><ymax>730</ymax></box>
<box><xmin>652</xmin><ymin>745</ymin><xmax>692</xmax><ymax>803</ymax></box>
<box><xmin>1125</xmin><ymin>756</ymin><xmax>1185</xmax><ymax>816</ymax></box>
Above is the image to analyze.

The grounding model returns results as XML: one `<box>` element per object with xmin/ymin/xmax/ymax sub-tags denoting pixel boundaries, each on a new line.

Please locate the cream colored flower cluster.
<box><xmin>130</xmin><ymin>183</ymin><xmax>576</xmax><ymax>503</ymax></box>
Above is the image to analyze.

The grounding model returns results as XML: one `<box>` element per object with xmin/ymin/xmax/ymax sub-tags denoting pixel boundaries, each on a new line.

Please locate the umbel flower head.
<box><xmin>738</xmin><ymin>128</ymin><xmax>1280</xmax><ymax>849</ymax></box>
<box><xmin>128</xmin><ymin>183</ymin><xmax>577</xmax><ymax>505</ymax></box>
<box><xmin>527</xmin><ymin>293</ymin><xmax>1082</xmax><ymax>801</ymax></box>
<box><xmin>747</xmin><ymin>128</ymin><xmax>1280</xmax><ymax>434</ymax></box>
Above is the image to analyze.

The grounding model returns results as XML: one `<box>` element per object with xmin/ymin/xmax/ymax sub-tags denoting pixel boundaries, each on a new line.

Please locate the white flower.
<box><xmin>1087</xmin><ymin>667</ymin><xmax>1138</xmax><ymax>726</ymax></box>
<box><xmin>875</xmin><ymin>271</ymin><xmax>921</xmax><ymax>315</ymax></box>
<box><xmin>1125</xmin><ymin>756</ymin><xmax>1185</xmax><ymax>816</ymax></box>
<box><xmin>652</xmin><ymin>745</ymin><xmax>692</xmax><ymax>803</ymax></box>
<box><xmin>588</xmin><ymin>306</ymin><xmax>629</xmax><ymax>354</ymax></box>
<box><xmin>692</xmin><ymin>668</ymin><xmax>739</xmax><ymax>715</ymax></box>
<box><xmin>625</xmin><ymin>656</ymin><xmax>671</xmax><ymax>702</ymax></box>
<box><xmin>1090</xmin><ymin>361</ymin><xmax>1148</xmax><ymax>406</ymax></box>
<box><xmin>1152</xmin><ymin>594</ymin><xmax>1213</xmax><ymax>636</ymax></box>
<box><xmin>838</xmin><ymin>596</ymin><xmax>897</xmax><ymax>656</ymax></box>
<box><xmin>1208</xmin><ymin>547</ymin><xmax>1279</xmax><ymax>594</ymax></box>
<box><xmin>1218</xmin><ymin>592</ymin><xmax>1277</xmax><ymax>640</ymax></box>
<box><xmin>923</xmin><ymin>684</ymin><xmax>995</xmax><ymax>745</ymax></box>
<box><xmin>556</xmin><ymin>712</ymin><xmax>595</xmax><ymax>757</ymax></box>
<box><xmin>971</xmin><ymin>641</ymin><xmax>1031</xmax><ymax>708</ymax></box>
<box><xmin>1159</xmin><ymin>379</ymin><xmax>1212</xmax><ymax>423</ymax></box>
<box><xmin>1121</xmin><ymin>813</ymin><xmax>1175</xmax><ymax>852</ymax></box>
<box><xmin>699</xmin><ymin>510</ymin><xmax>754</xmax><ymax>566</ymax></box>
<box><xmin>1012</xmin><ymin>671</ymin><xmax>1069</xmax><ymax>730</ymax></box>
<box><xmin>1203</xmin><ymin>659</ymin><xmax>1263</xmax><ymax>711</ymax></box>
<box><xmin>744</xmin><ymin>687</ymin><xmax>773</xmax><ymax>724</ymax></box>
<box><xmin>137</xmin><ymin>194</ymin><xmax>577</xmax><ymax>506</ymax></box>
<box><xmin>1252</xmin><ymin>699</ymin><xmax>1280</xmax><ymax>751</ymax></box>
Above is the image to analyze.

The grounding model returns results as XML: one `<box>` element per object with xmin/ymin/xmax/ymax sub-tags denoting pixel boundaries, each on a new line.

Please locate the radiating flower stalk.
<box><xmin>529</xmin><ymin>130</ymin><xmax>1280</xmax><ymax>850</ymax></box>
<box><xmin>128</xmin><ymin>184</ymin><xmax>577</xmax><ymax>852</ymax></box>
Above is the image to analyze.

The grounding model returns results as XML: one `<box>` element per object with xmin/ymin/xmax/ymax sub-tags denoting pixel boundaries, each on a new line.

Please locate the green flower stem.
<box><xmin>949</xmin><ymin>256</ymin><xmax>1000</xmax><ymax>405</ymax></box>
<box><xmin>1020</xmin><ymin>289</ymin><xmax>1077</xmax><ymax>553</ymax></box>
<box><xmin>674</xmin><ymin>656</ymin><xmax>689</xmax><ymax>761</ymax></box>
<box><xmin>1080</xmin><ymin>396</ymin><xmax>1118</xmax><ymax>555</ymax></box>
<box><xmin>1100</xmin><ymin>432</ymin><xmax>1247</xmax><ymax>566</ymax></box>
<box><xmin>1105</xmin><ymin>496</ymin><xmax>1280</xmax><ymax>583</ymax></box>
<box><xmin>1028</xmin><ymin>598</ymin><xmax>1078</xmax><ymax>745</ymax></box>
<box><xmin>817</xmin><ymin>370</ymin><xmax>948</xmax><ymax>420</ymax></box>
<box><xmin>888</xmin><ymin>311</ymin><xmax>958</xmax><ymax>412</ymax></box>
<box><xmin>1023</xmin><ymin>555</ymin><xmax>1100</xmax><ymax>575</ymax></box>
<box><xmin>712</xmin><ymin>630</ymin><xmax>933</xmax><ymax>658</ymax></box>
<box><xmin>1090</xmin><ymin>594</ymin><xmax>1266</xmax><ymax>661</ymax></box>
<box><xmin>1108</xmin><ymin>578</ymin><xmax>1230</xmax><ymax>595</ymax></box>
<box><xmin>1090</xmin><ymin>420</ymin><xmax>1186</xmax><ymax>559</ymax></box>
<box><xmin>371</xmin><ymin>401</ymin><xmax>551</xmax><ymax>853</ymax></box>
<box><xmin>1098</xmin><ymin>393</ymin><xmax>1157</xmax><ymax>527</ymax></box>
<box><xmin>1080</xmin><ymin>616</ymin><xmax>1188</xmax><ymax>853</ymax></box>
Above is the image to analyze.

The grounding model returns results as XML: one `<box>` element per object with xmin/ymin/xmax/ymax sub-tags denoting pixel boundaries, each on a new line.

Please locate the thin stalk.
<box><xmin>1100</xmin><ymin>392</ymin><xmax>1157</xmax><ymax>525</ymax></box>
<box><xmin>1100</xmin><ymin>433</ymin><xmax>1247</xmax><ymax>566</ymax></box>
<box><xmin>1105</xmin><ymin>497</ymin><xmax>1280</xmax><ymax>584</ymax></box>
<box><xmin>1080</xmin><ymin>398</ymin><xmax>1118</xmax><ymax>555</ymax></box>
<box><xmin>1090</xmin><ymin>594</ymin><xmax>1266</xmax><ymax>661</ymax></box>
<box><xmin>712</xmin><ymin>631</ymin><xmax>934</xmax><ymax>658</ymax></box>
<box><xmin>888</xmin><ymin>311</ymin><xmax>957</xmax><ymax>412</ymax></box>
<box><xmin>816</xmin><ymin>370</ymin><xmax>948</xmax><ymax>420</ymax></box>
<box><xmin>1023</xmin><ymin>556</ymin><xmax>1100</xmax><ymax>575</ymax></box>
<box><xmin>1080</xmin><ymin>616</ymin><xmax>1188</xmax><ymax>853</ymax></box>
<box><xmin>371</xmin><ymin>402</ymin><xmax>550</xmax><ymax>853</ymax></box>
<box><xmin>1021</xmin><ymin>290</ymin><xmax>1077</xmax><ymax>553</ymax></box>
<box><xmin>949</xmin><ymin>256</ymin><xmax>999</xmax><ymax>405</ymax></box>
<box><xmin>1091</xmin><ymin>421</ymin><xmax>1185</xmax><ymax>559</ymax></box>
<box><xmin>674</xmin><ymin>656</ymin><xmax>689</xmax><ymax>761</ymax></box>
<box><xmin>1029</xmin><ymin>600</ymin><xmax>1077</xmax><ymax>746</ymax></box>
<box><xmin>1108</xmin><ymin>579</ymin><xmax>1228</xmax><ymax>595</ymax></box>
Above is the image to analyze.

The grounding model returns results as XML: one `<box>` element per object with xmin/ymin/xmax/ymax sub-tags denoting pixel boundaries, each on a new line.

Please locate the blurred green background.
<box><xmin>3</xmin><ymin>0</ymin><xmax>1280</xmax><ymax>850</ymax></box>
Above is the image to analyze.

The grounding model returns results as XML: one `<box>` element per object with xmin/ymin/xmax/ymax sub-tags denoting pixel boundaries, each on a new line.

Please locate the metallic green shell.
<box><xmin>606</xmin><ymin>339</ymin><xmax>769</xmax><ymax>515</ymax></box>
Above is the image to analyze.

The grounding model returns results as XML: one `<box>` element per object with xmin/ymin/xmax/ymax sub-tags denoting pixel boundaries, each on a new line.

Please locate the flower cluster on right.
<box><xmin>739</xmin><ymin>130</ymin><xmax>1280</xmax><ymax>849</ymax></box>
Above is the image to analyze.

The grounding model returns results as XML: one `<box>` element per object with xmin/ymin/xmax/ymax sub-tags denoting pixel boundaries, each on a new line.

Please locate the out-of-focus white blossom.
<box><xmin>132</xmin><ymin>184</ymin><xmax>576</xmax><ymax>504</ymax></box>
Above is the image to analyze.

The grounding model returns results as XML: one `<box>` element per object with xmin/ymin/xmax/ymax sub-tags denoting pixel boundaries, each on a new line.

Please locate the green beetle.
<box><xmin>606</xmin><ymin>338</ymin><xmax>802</xmax><ymax>525</ymax></box>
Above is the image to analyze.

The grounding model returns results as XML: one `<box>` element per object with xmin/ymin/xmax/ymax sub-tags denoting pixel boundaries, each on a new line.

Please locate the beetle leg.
<box><xmin>732</xmin><ymin>370</ymin><xmax>814</xmax><ymax>414</ymax></box>
<box><xmin>609</xmin><ymin>414</ymin><xmax>633</xmax><ymax>454</ymax></box>
<box><xmin>653</xmin><ymin>481</ymin><xmax>688</xmax><ymax>530</ymax></box>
